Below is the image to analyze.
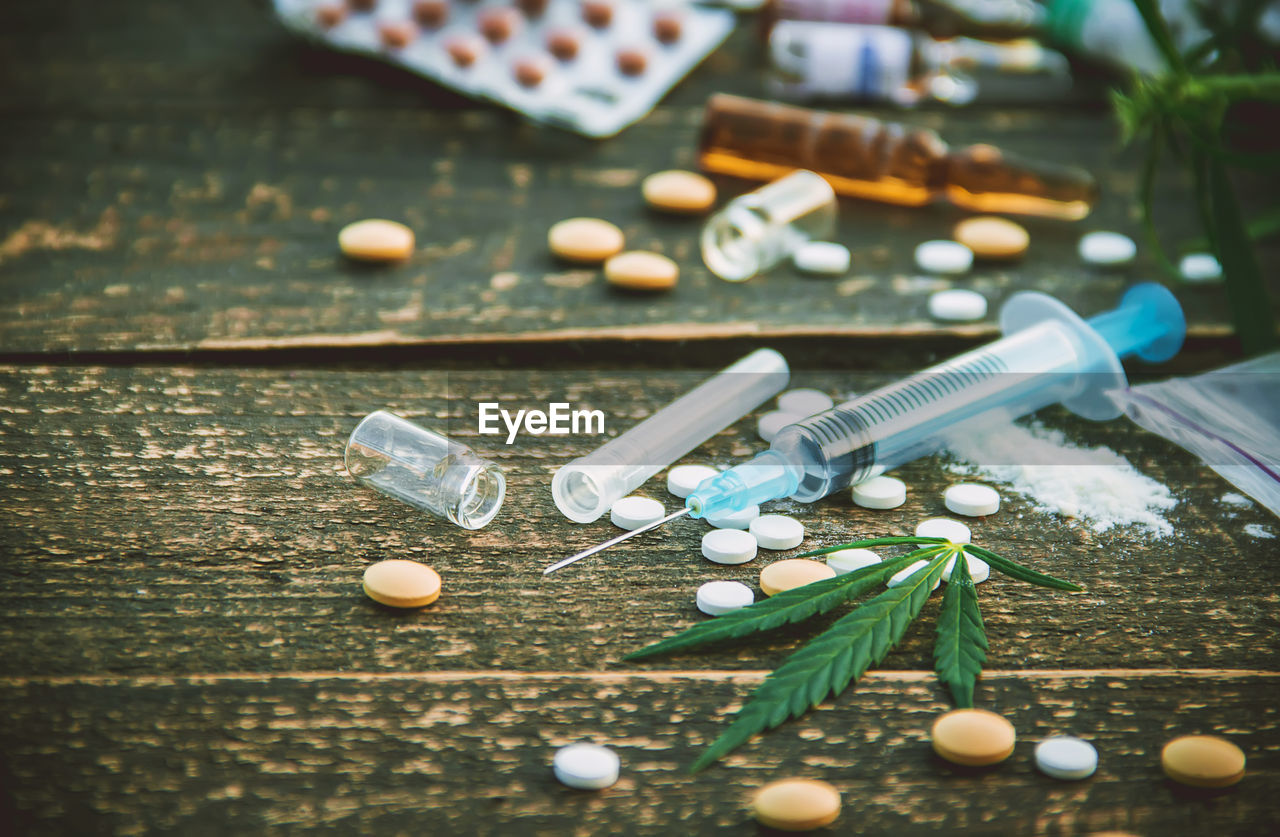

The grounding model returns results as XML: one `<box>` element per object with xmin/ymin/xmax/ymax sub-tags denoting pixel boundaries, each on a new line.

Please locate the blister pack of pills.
<box><xmin>274</xmin><ymin>0</ymin><xmax>736</xmax><ymax>137</ymax></box>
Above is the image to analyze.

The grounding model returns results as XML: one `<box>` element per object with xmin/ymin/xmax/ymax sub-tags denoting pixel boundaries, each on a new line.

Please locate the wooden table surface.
<box><xmin>2</xmin><ymin>2</ymin><xmax>1278</xmax><ymax>835</ymax></box>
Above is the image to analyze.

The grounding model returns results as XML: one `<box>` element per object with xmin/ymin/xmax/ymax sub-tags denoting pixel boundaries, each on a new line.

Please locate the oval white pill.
<box><xmin>749</xmin><ymin>514</ymin><xmax>805</xmax><ymax>550</ymax></box>
<box><xmin>793</xmin><ymin>241</ymin><xmax>851</xmax><ymax>274</ymax></box>
<box><xmin>944</xmin><ymin>483</ymin><xmax>1001</xmax><ymax>517</ymax></box>
<box><xmin>777</xmin><ymin>388</ymin><xmax>835</xmax><ymax>416</ymax></box>
<box><xmin>852</xmin><ymin>475</ymin><xmax>907</xmax><ymax>510</ymax></box>
<box><xmin>826</xmin><ymin>548</ymin><xmax>881</xmax><ymax>575</ymax></box>
<box><xmin>667</xmin><ymin>464</ymin><xmax>719</xmax><ymax>499</ymax></box>
<box><xmin>915</xmin><ymin>240</ymin><xmax>974</xmax><ymax>274</ymax></box>
<box><xmin>553</xmin><ymin>743</ymin><xmax>620</xmax><ymax>790</ymax></box>
<box><xmin>928</xmin><ymin>289</ymin><xmax>987</xmax><ymax>322</ymax></box>
<box><xmin>610</xmin><ymin>496</ymin><xmax>665</xmax><ymax>530</ymax></box>
<box><xmin>941</xmin><ymin>553</ymin><xmax>990</xmax><ymax>584</ymax></box>
<box><xmin>758</xmin><ymin>410</ymin><xmax>803</xmax><ymax>443</ymax></box>
<box><xmin>696</xmin><ymin>580</ymin><xmax>755</xmax><ymax>615</ymax></box>
<box><xmin>915</xmin><ymin>517</ymin><xmax>971</xmax><ymax>544</ymax></box>
<box><xmin>1034</xmin><ymin>736</ymin><xmax>1098</xmax><ymax>780</ymax></box>
<box><xmin>1179</xmin><ymin>252</ymin><xmax>1222</xmax><ymax>283</ymax></box>
<box><xmin>887</xmin><ymin>559</ymin><xmax>939</xmax><ymax>590</ymax></box>
<box><xmin>705</xmin><ymin>504</ymin><xmax>760</xmax><ymax>530</ymax></box>
<box><xmin>1078</xmin><ymin>231</ymin><xmax>1136</xmax><ymax>266</ymax></box>
<box><xmin>701</xmin><ymin>528</ymin><xmax>759</xmax><ymax>565</ymax></box>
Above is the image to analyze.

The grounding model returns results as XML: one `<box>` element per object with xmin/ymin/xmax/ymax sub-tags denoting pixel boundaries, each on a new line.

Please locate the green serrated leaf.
<box><xmin>962</xmin><ymin>544</ymin><xmax>1082</xmax><ymax>592</ymax></box>
<box><xmin>794</xmin><ymin>536</ymin><xmax>949</xmax><ymax>560</ymax></box>
<box><xmin>933</xmin><ymin>550</ymin><xmax>988</xmax><ymax>708</ymax></box>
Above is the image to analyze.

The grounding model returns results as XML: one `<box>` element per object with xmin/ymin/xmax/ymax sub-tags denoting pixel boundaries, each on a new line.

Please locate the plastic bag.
<box><xmin>1109</xmin><ymin>352</ymin><xmax>1280</xmax><ymax>519</ymax></box>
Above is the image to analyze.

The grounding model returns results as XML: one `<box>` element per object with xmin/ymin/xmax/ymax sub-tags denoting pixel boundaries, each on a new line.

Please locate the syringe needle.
<box><xmin>543</xmin><ymin>507</ymin><xmax>692</xmax><ymax>575</ymax></box>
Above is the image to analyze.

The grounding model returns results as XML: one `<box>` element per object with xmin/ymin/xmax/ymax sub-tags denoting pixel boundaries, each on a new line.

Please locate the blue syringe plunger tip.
<box><xmin>1087</xmin><ymin>282</ymin><xmax>1186</xmax><ymax>364</ymax></box>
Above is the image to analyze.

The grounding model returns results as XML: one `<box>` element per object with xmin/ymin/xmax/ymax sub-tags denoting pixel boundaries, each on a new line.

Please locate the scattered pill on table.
<box><xmin>752</xmin><ymin>777</ymin><xmax>842</xmax><ymax>831</ymax></box>
<box><xmin>610</xmin><ymin>495</ymin><xmax>665</xmax><ymax>530</ymax></box>
<box><xmin>886</xmin><ymin>559</ymin><xmax>939</xmax><ymax>590</ymax></box>
<box><xmin>750</xmin><ymin>514</ymin><xmax>805</xmax><ymax>550</ymax></box>
<box><xmin>941</xmin><ymin>553</ymin><xmax>990</xmax><ymax>584</ymax></box>
<box><xmin>548</xmin><ymin>217</ymin><xmax>625</xmax><ymax>263</ymax></box>
<box><xmin>338</xmin><ymin>219</ymin><xmax>415</xmax><ymax>262</ymax></box>
<box><xmin>1035</xmin><ymin>736</ymin><xmax>1098</xmax><ymax>780</ymax></box>
<box><xmin>915</xmin><ymin>517</ymin><xmax>972</xmax><ymax>544</ymax></box>
<box><xmin>953</xmin><ymin>216</ymin><xmax>1029</xmax><ymax>261</ymax></box>
<box><xmin>667</xmin><ymin>464</ymin><xmax>719</xmax><ymax>498</ymax></box>
<box><xmin>944</xmin><ymin>483</ymin><xmax>1001</xmax><ymax>517</ymax></box>
<box><xmin>826</xmin><ymin>548</ymin><xmax>881</xmax><ymax>575</ymax></box>
<box><xmin>792</xmin><ymin>241</ymin><xmax>851</xmax><ymax>275</ymax></box>
<box><xmin>852</xmin><ymin>475</ymin><xmax>907</xmax><ymax>509</ymax></box>
<box><xmin>928</xmin><ymin>289</ymin><xmax>988</xmax><ymax>322</ymax></box>
<box><xmin>915</xmin><ymin>239</ymin><xmax>974</xmax><ymax>274</ymax></box>
<box><xmin>604</xmin><ymin>251</ymin><xmax>679</xmax><ymax>291</ymax></box>
<box><xmin>1078</xmin><ymin>231</ymin><xmax>1136</xmax><ymax>267</ymax></box>
<box><xmin>1161</xmin><ymin>735</ymin><xmax>1246</xmax><ymax>788</ymax></box>
<box><xmin>758</xmin><ymin>409</ymin><xmax>803</xmax><ymax>443</ymax></box>
<box><xmin>705</xmin><ymin>503</ymin><xmax>760</xmax><ymax>530</ymax></box>
<box><xmin>701</xmin><ymin>528</ymin><xmax>758</xmax><ymax>565</ymax></box>
<box><xmin>696</xmin><ymin>580</ymin><xmax>755</xmax><ymax>615</ymax></box>
<box><xmin>778</xmin><ymin>388</ymin><xmax>835</xmax><ymax>416</ymax></box>
<box><xmin>362</xmin><ymin>559</ymin><xmax>441</xmax><ymax>608</ymax></box>
<box><xmin>932</xmin><ymin>708</ymin><xmax>1017</xmax><ymax>766</ymax></box>
<box><xmin>641</xmin><ymin>170</ymin><xmax>717</xmax><ymax>214</ymax></box>
<box><xmin>553</xmin><ymin>743</ymin><xmax>620</xmax><ymax>790</ymax></box>
<box><xmin>1179</xmin><ymin>252</ymin><xmax>1223</xmax><ymax>283</ymax></box>
<box><xmin>760</xmin><ymin>559</ymin><xmax>836</xmax><ymax>596</ymax></box>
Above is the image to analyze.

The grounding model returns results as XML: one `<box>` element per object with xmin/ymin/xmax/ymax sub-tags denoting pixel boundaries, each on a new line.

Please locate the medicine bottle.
<box><xmin>698</xmin><ymin>94</ymin><xmax>1096</xmax><ymax>220</ymax></box>
<box><xmin>762</xmin><ymin>0</ymin><xmax>1047</xmax><ymax>41</ymax></box>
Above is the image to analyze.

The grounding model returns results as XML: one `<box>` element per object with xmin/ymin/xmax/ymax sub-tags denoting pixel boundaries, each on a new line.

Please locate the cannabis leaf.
<box><xmin>963</xmin><ymin>543</ymin><xmax>1082</xmax><ymax>592</ymax></box>
<box><xmin>933</xmin><ymin>551</ymin><xmax>988</xmax><ymax>708</ymax></box>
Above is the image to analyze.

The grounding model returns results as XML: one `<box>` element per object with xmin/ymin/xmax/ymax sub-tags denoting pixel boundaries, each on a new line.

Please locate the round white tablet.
<box><xmin>1078</xmin><ymin>231</ymin><xmax>1136</xmax><ymax>266</ymax></box>
<box><xmin>696</xmin><ymin>580</ymin><xmax>755</xmax><ymax>615</ymax></box>
<box><xmin>826</xmin><ymin>548</ymin><xmax>881</xmax><ymax>576</ymax></box>
<box><xmin>749</xmin><ymin>514</ymin><xmax>805</xmax><ymax>550</ymax></box>
<box><xmin>852</xmin><ymin>476</ymin><xmax>907</xmax><ymax>510</ymax></box>
<box><xmin>915</xmin><ymin>517</ymin><xmax>971</xmax><ymax>544</ymax></box>
<box><xmin>758</xmin><ymin>410</ymin><xmax>803</xmax><ymax>443</ymax></box>
<box><xmin>1179</xmin><ymin>252</ymin><xmax>1222</xmax><ymax>283</ymax></box>
<box><xmin>553</xmin><ymin>743</ymin><xmax>621</xmax><ymax>790</ymax></box>
<box><xmin>701</xmin><ymin>528</ymin><xmax>759</xmax><ymax>565</ymax></box>
<box><xmin>928</xmin><ymin>289</ymin><xmax>988</xmax><ymax>322</ymax></box>
<box><xmin>609</xmin><ymin>496</ymin><xmax>665</xmax><ymax>530</ymax></box>
<box><xmin>705</xmin><ymin>504</ymin><xmax>760</xmax><ymax>530</ymax></box>
<box><xmin>1034</xmin><ymin>736</ymin><xmax>1098</xmax><ymax>780</ymax></box>
<box><xmin>944</xmin><ymin>483</ymin><xmax>1001</xmax><ymax>517</ymax></box>
<box><xmin>793</xmin><ymin>241</ymin><xmax>851</xmax><ymax>274</ymax></box>
<box><xmin>941</xmin><ymin>553</ymin><xmax>990</xmax><ymax>584</ymax></box>
<box><xmin>667</xmin><ymin>464</ymin><xmax>719</xmax><ymax>499</ymax></box>
<box><xmin>777</xmin><ymin>388</ymin><xmax>835</xmax><ymax>416</ymax></box>
<box><xmin>915</xmin><ymin>240</ymin><xmax>974</xmax><ymax>274</ymax></box>
<box><xmin>887</xmin><ymin>559</ymin><xmax>940</xmax><ymax>590</ymax></box>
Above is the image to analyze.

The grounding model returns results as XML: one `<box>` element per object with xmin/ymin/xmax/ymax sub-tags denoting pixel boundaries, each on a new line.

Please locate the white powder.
<box><xmin>1243</xmin><ymin>523</ymin><xmax>1275</xmax><ymax>539</ymax></box>
<box><xmin>947</xmin><ymin>421</ymin><xmax>1177</xmax><ymax>537</ymax></box>
<box><xmin>1220</xmin><ymin>493</ymin><xmax>1254</xmax><ymax>509</ymax></box>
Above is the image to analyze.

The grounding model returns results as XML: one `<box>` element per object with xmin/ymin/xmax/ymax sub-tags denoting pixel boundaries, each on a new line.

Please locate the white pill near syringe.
<box><xmin>944</xmin><ymin>483</ymin><xmax>1001</xmax><ymax>517</ymax></box>
<box><xmin>852</xmin><ymin>476</ymin><xmax>907</xmax><ymax>509</ymax></box>
<box><xmin>777</xmin><ymin>388</ymin><xmax>835</xmax><ymax>416</ymax></box>
<box><xmin>667</xmin><ymin>464</ymin><xmax>719</xmax><ymax>499</ymax></box>
<box><xmin>696</xmin><ymin>580</ymin><xmax>755</xmax><ymax>615</ymax></box>
<box><xmin>610</xmin><ymin>496</ymin><xmax>666</xmax><ymax>530</ymax></box>
<box><xmin>701</xmin><ymin>528</ymin><xmax>758</xmax><ymax>564</ymax></box>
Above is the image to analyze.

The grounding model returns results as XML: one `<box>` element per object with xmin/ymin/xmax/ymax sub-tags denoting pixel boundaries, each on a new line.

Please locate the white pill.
<box><xmin>553</xmin><ymin>743</ymin><xmax>621</xmax><ymax>790</ymax></box>
<box><xmin>777</xmin><ymin>388</ymin><xmax>835</xmax><ymax>416</ymax></box>
<box><xmin>915</xmin><ymin>240</ymin><xmax>974</xmax><ymax>274</ymax></box>
<box><xmin>944</xmin><ymin>483</ymin><xmax>1001</xmax><ymax>517</ymax></box>
<box><xmin>852</xmin><ymin>475</ymin><xmax>907</xmax><ymax>510</ymax></box>
<box><xmin>667</xmin><ymin>464</ymin><xmax>719</xmax><ymax>499</ymax></box>
<box><xmin>941</xmin><ymin>553</ymin><xmax>990</xmax><ymax>584</ymax></box>
<box><xmin>1078</xmin><ymin>231</ymin><xmax>1136</xmax><ymax>266</ymax></box>
<box><xmin>609</xmin><ymin>496</ymin><xmax>665</xmax><ymax>530</ymax></box>
<box><xmin>749</xmin><ymin>514</ymin><xmax>805</xmax><ymax>550</ymax></box>
<box><xmin>701</xmin><ymin>528</ymin><xmax>759</xmax><ymax>564</ymax></box>
<box><xmin>696</xmin><ymin>580</ymin><xmax>755</xmax><ymax>615</ymax></box>
<box><xmin>915</xmin><ymin>517</ymin><xmax>971</xmax><ymax>544</ymax></box>
<box><xmin>1034</xmin><ymin>736</ymin><xmax>1098</xmax><ymax>780</ymax></box>
<box><xmin>758</xmin><ymin>410</ymin><xmax>803</xmax><ymax>442</ymax></box>
<box><xmin>705</xmin><ymin>504</ymin><xmax>760</xmax><ymax>530</ymax></box>
<box><xmin>1179</xmin><ymin>252</ymin><xmax>1222</xmax><ymax>283</ymax></box>
<box><xmin>928</xmin><ymin>289</ymin><xmax>988</xmax><ymax>322</ymax></box>
<box><xmin>793</xmin><ymin>241</ymin><xmax>851</xmax><ymax>274</ymax></box>
<box><xmin>826</xmin><ymin>548</ymin><xmax>881</xmax><ymax>575</ymax></box>
<box><xmin>887</xmin><ymin>559</ymin><xmax>940</xmax><ymax>590</ymax></box>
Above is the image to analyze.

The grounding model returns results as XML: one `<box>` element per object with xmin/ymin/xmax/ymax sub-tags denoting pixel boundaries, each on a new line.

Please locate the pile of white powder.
<box><xmin>947</xmin><ymin>421</ymin><xmax>1177</xmax><ymax>536</ymax></box>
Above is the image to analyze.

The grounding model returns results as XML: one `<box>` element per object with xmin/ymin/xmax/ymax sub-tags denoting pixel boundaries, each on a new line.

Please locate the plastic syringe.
<box><xmin>545</xmin><ymin>284</ymin><xmax>1184</xmax><ymax>574</ymax></box>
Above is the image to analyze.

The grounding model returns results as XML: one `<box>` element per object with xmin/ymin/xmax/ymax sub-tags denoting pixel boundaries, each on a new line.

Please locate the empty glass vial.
<box><xmin>701</xmin><ymin>170</ymin><xmax>837</xmax><ymax>282</ymax></box>
<box><xmin>698</xmin><ymin>94</ymin><xmax>1096</xmax><ymax>220</ymax></box>
<box><xmin>345</xmin><ymin>410</ymin><xmax>506</xmax><ymax>530</ymax></box>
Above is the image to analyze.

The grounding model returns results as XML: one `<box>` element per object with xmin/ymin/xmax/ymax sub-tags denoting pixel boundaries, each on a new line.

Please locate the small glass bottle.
<box><xmin>698</xmin><ymin>94</ymin><xmax>1096</xmax><ymax>220</ymax></box>
<box><xmin>762</xmin><ymin>0</ymin><xmax>1047</xmax><ymax>41</ymax></box>
<box><xmin>345</xmin><ymin>410</ymin><xmax>506</xmax><ymax>529</ymax></box>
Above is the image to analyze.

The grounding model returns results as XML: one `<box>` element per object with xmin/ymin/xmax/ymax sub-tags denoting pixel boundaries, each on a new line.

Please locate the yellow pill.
<box><xmin>759</xmin><ymin>559</ymin><xmax>836</xmax><ymax>597</ymax></box>
<box><xmin>548</xmin><ymin>217</ymin><xmax>625</xmax><ymax>263</ymax></box>
<box><xmin>953</xmin><ymin>216</ymin><xmax>1029</xmax><ymax>261</ymax></box>
<box><xmin>362</xmin><ymin>559</ymin><xmax>441</xmax><ymax>608</ymax></box>
<box><xmin>603</xmin><ymin>251</ymin><xmax>679</xmax><ymax>291</ymax></box>
<box><xmin>642</xmin><ymin>170</ymin><xmax>717</xmax><ymax>214</ymax></box>
<box><xmin>1161</xmin><ymin>735</ymin><xmax>1246</xmax><ymax>787</ymax></box>
<box><xmin>752</xmin><ymin>778</ymin><xmax>841</xmax><ymax>832</ymax></box>
<box><xmin>338</xmin><ymin>219</ymin><xmax>415</xmax><ymax>262</ymax></box>
<box><xmin>931</xmin><ymin>708</ymin><xmax>1017</xmax><ymax>766</ymax></box>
